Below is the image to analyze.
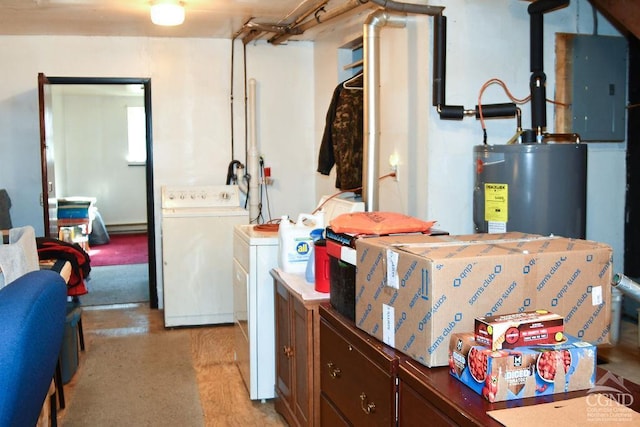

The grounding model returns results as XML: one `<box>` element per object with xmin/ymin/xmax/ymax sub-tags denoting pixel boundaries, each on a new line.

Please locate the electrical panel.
<box><xmin>566</xmin><ymin>34</ymin><xmax>627</xmax><ymax>142</ymax></box>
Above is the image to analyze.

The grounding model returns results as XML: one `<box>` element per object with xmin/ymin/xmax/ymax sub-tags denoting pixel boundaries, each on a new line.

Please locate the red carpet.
<box><xmin>89</xmin><ymin>233</ymin><xmax>148</xmax><ymax>267</ymax></box>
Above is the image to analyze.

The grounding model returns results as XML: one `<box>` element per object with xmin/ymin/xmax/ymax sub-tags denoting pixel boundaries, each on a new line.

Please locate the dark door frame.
<box><xmin>39</xmin><ymin>76</ymin><xmax>158</xmax><ymax>309</ymax></box>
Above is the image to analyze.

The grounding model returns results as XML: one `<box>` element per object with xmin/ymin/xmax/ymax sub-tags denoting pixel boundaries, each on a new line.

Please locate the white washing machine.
<box><xmin>161</xmin><ymin>185</ymin><xmax>248</xmax><ymax>327</ymax></box>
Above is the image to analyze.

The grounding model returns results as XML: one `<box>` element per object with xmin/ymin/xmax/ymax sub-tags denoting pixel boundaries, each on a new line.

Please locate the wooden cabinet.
<box><xmin>272</xmin><ymin>270</ymin><xmax>329</xmax><ymax>427</ymax></box>
<box><xmin>318</xmin><ymin>304</ymin><xmax>640</xmax><ymax>426</ymax></box>
<box><xmin>319</xmin><ymin>304</ymin><xmax>400</xmax><ymax>426</ymax></box>
<box><xmin>397</xmin><ymin>360</ymin><xmax>468</xmax><ymax>426</ymax></box>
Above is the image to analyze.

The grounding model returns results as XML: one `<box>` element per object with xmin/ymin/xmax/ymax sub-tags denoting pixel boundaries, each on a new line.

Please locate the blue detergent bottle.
<box><xmin>305</xmin><ymin>228</ymin><xmax>325</xmax><ymax>283</ymax></box>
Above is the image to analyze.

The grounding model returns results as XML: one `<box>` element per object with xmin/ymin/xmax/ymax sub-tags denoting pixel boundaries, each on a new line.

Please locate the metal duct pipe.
<box><xmin>369</xmin><ymin>0</ymin><xmax>444</xmax><ymax>16</ymax></box>
<box><xmin>610</xmin><ymin>287</ymin><xmax>623</xmax><ymax>345</ymax></box>
<box><xmin>247</xmin><ymin>79</ymin><xmax>260</xmax><ymax>222</ymax></box>
<box><xmin>612</xmin><ymin>273</ymin><xmax>640</xmax><ymax>303</ymax></box>
<box><xmin>362</xmin><ymin>11</ymin><xmax>407</xmax><ymax>211</ymax></box>
<box><xmin>610</xmin><ymin>273</ymin><xmax>640</xmax><ymax>346</ymax></box>
<box><xmin>362</xmin><ymin>3</ymin><xmax>444</xmax><ymax>211</ymax></box>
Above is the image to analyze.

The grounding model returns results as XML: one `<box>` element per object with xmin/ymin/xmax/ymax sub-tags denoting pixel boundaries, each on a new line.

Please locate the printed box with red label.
<box><xmin>475</xmin><ymin>309</ymin><xmax>565</xmax><ymax>351</ymax></box>
<box><xmin>448</xmin><ymin>332</ymin><xmax>597</xmax><ymax>402</ymax></box>
<box><xmin>354</xmin><ymin>232</ymin><xmax>612</xmax><ymax>367</ymax></box>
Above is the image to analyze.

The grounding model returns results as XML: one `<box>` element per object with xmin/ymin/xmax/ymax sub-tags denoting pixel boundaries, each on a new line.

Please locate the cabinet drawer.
<box><xmin>320</xmin><ymin>319</ymin><xmax>394</xmax><ymax>426</ymax></box>
<box><xmin>398</xmin><ymin>378</ymin><xmax>456</xmax><ymax>426</ymax></box>
<box><xmin>233</xmin><ymin>233</ymin><xmax>250</xmax><ymax>271</ymax></box>
<box><xmin>320</xmin><ymin>392</ymin><xmax>350</xmax><ymax>427</ymax></box>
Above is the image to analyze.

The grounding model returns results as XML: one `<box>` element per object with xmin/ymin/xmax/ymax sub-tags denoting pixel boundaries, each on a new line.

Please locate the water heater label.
<box><xmin>485</xmin><ymin>183</ymin><xmax>508</xmax><ymax>222</ymax></box>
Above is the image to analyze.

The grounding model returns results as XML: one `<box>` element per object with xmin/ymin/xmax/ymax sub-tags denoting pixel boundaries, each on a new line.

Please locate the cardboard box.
<box><xmin>448</xmin><ymin>332</ymin><xmax>597</xmax><ymax>402</ymax></box>
<box><xmin>354</xmin><ymin>232</ymin><xmax>612</xmax><ymax>367</ymax></box>
<box><xmin>475</xmin><ymin>309</ymin><xmax>564</xmax><ymax>350</ymax></box>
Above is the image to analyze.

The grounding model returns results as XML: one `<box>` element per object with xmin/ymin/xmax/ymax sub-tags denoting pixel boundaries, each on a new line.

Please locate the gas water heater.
<box><xmin>472</xmin><ymin>1</ymin><xmax>587</xmax><ymax>238</ymax></box>
<box><xmin>473</xmin><ymin>142</ymin><xmax>587</xmax><ymax>238</ymax></box>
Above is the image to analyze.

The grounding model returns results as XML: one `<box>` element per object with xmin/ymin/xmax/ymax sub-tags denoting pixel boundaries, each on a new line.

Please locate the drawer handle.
<box><xmin>283</xmin><ymin>346</ymin><xmax>293</xmax><ymax>358</ymax></box>
<box><xmin>327</xmin><ymin>362</ymin><xmax>341</xmax><ymax>379</ymax></box>
<box><xmin>360</xmin><ymin>392</ymin><xmax>376</xmax><ymax>414</ymax></box>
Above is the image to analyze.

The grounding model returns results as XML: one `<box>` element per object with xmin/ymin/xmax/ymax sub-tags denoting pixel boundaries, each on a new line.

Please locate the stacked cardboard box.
<box><xmin>354</xmin><ymin>232</ymin><xmax>613</xmax><ymax>367</ymax></box>
<box><xmin>475</xmin><ymin>309</ymin><xmax>565</xmax><ymax>350</ymax></box>
<box><xmin>448</xmin><ymin>332</ymin><xmax>597</xmax><ymax>402</ymax></box>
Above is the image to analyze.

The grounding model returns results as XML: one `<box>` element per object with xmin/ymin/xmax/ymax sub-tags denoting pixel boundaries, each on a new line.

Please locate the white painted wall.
<box><xmin>0</xmin><ymin>35</ymin><xmax>315</xmax><ymax>308</ymax></box>
<box><xmin>241</xmin><ymin>41</ymin><xmax>317</xmax><ymax>220</ymax></box>
<box><xmin>0</xmin><ymin>0</ymin><xmax>628</xmax><ymax>307</ymax></box>
<box><xmin>312</xmin><ymin>0</ymin><xmax>626</xmax><ymax>272</ymax></box>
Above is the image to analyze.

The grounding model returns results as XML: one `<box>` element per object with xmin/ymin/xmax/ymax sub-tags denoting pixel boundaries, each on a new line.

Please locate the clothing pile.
<box><xmin>36</xmin><ymin>237</ymin><xmax>91</xmax><ymax>297</ymax></box>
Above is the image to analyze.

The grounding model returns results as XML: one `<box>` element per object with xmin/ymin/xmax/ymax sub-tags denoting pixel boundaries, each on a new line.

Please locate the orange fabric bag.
<box><xmin>329</xmin><ymin>211</ymin><xmax>435</xmax><ymax>235</ymax></box>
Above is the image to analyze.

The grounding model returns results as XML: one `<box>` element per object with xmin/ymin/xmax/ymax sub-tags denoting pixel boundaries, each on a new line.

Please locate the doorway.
<box><xmin>38</xmin><ymin>75</ymin><xmax>158</xmax><ymax>308</ymax></box>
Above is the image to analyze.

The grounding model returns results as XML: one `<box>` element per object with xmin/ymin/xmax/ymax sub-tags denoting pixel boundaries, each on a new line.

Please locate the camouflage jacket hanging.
<box><xmin>317</xmin><ymin>75</ymin><xmax>364</xmax><ymax>191</ymax></box>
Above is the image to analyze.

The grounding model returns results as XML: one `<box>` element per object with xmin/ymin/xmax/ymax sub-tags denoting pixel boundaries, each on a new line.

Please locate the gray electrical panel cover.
<box><xmin>570</xmin><ymin>34</ymin><xmax>627</xmax><ymax>141</ymax></box>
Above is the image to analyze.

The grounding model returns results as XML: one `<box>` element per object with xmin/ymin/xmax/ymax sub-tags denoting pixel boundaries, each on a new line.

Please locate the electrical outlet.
<box><xmin>389</xmin><ymin>153</ymin><xmax>400</xmax><ymax>182</ymax></box>
<box><xmin>392</xmin><ymin>164</ymin><xmax>399</xmax><ymax>182</ymax></box>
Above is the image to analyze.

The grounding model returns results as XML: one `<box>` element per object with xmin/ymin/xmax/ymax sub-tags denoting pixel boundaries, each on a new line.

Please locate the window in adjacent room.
<box><xmin>127</xmin><ymin>106</ymin><xmax>146</xmax><ymax>165</ymax></box>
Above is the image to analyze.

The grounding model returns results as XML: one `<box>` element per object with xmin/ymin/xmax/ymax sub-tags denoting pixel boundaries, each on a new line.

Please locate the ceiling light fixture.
<box><xmin>150</xmin><ymin>1</ymin><xmax>185</xmax><ymax>27</ymax></box>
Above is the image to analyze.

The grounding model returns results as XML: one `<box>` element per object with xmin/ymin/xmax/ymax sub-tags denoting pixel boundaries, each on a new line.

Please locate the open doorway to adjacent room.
<box><xmin>38</xmin><ymin>74</ymin><xmax>157</xmax><ymax>308</ymax></box>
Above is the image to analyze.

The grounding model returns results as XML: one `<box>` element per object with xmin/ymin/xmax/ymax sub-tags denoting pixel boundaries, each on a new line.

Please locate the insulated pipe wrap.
<box><xmin>475</xmin><ymin>103</ymin><xmax>518</xmax><ymax>119</ymax></box>
<box><xmin>439</xmin><ymin>105</ymin><xmax>464</xmax><ymax>120</ymax></box>
<box><xmin>432</xmin><ymin>14</ymin><xmax>447</xmax><ymax>107</ymax></box>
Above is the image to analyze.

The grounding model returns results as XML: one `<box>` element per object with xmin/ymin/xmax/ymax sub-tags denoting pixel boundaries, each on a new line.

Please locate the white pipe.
<box><xmin>247</xmin><ymin>79</ymin><xmax>260</xmax><ymax>222</ymax></box>
<box><xmin>362</xmin><ymin>10</ymin><xmax>407</xmax><ymax>211</ymax></box>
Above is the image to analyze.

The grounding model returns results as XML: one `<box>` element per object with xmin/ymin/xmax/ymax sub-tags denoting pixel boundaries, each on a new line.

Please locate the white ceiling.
<box><xmin>0</xmin><ymin>0</ymin><xmax>372</xmax><ymax>40</ymax></box>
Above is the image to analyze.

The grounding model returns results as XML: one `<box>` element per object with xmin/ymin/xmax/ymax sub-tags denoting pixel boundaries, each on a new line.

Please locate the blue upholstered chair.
<box><xmin>0</xmin><ymin>270</ymin><xmax>67</xmax><ymax>427</ymax></box>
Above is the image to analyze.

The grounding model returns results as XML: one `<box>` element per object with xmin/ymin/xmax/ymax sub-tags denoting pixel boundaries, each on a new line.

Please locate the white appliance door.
<box><xmin>233</xmin><ymin>257</ymin><xmax>250</xmax><ymax>393</ymax></box>
<box><xmin>162</xmin><ymin>212</ymin><xmax>247</xmax><ymax>327</ymax></box>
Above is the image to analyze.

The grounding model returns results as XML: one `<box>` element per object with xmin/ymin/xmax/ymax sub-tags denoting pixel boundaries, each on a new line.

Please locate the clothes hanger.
<box><xmin>342</xmin><ymin>72</ymin><xmax>363</xmax><ymax>90</ymax></box>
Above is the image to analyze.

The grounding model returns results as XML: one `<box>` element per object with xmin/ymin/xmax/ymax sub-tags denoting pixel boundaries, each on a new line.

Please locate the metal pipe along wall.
<box><xmin>362</xmin><ymin>11</ymin><xmax>407</xmax><ymax>211</ymax></box>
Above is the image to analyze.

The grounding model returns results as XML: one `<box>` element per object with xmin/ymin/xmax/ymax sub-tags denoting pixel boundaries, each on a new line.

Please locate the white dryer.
<box><xmin>161</xmin><ymin>185</ymin><xmax>248</xmax><ymax>327</ymax></box>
